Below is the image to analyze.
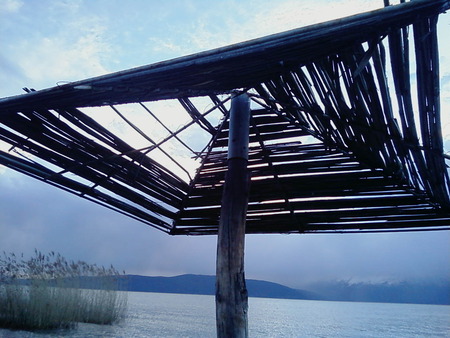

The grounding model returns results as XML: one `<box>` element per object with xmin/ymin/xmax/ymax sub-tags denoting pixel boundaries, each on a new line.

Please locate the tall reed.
<box><xmin>0</xmin><ymin>250</ymin><xmax>127</xmax><ymax>330</ymax></box>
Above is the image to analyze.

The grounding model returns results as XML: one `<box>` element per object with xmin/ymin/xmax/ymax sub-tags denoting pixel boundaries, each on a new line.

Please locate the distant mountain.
<box><xmin>121</xmin><ymin>274</ymin><xmax>318</xmax><ymax>300</ymax></box>
<box><xmin>119</xmin><ymin>274</ymin><xmax>450</xmax><ymax>305</ymax></box>
<box><xmin>306</xmin><ymin>280</ymin><xmax>450</xmax><ymax>305</ymax></box>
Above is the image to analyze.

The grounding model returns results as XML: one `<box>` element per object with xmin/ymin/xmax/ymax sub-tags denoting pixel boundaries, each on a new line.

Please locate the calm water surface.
<box><xmin>1</xmin><ymin>292</ymin><xmax>449</xmax><ymax>337</ymax></box>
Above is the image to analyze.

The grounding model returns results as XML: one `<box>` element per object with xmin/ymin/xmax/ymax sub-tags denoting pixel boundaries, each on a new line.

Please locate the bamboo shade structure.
<box><xmin>0</xmin><ymin>0</ymin><xmax>449</xmax><ymax>234</ymax></box>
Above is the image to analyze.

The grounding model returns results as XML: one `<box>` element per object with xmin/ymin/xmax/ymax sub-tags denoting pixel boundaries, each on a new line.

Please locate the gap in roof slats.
<box><xmin>174</xmin><ymin>105</ymin><xmax>449</xmax><ymax>234</ymax></box>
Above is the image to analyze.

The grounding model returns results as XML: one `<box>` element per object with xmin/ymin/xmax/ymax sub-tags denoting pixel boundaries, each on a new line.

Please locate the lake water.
<box><xmin>1</xmin><ymin>292</ymin><xmax>449</xmax><ymax>337</ymax></box>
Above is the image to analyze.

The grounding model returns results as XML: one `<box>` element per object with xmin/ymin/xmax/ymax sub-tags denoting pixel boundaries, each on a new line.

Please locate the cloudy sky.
<box><xmin>0</xmin><ymin>0</ymin><xmax>449</xmax><ymax>289</ymax></box>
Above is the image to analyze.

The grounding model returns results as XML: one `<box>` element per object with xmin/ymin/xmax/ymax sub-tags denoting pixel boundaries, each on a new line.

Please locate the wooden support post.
<box><xmin>216</xmin><ymin>93</ymin><xmax>250</xmax><ymax>338</ymax></box>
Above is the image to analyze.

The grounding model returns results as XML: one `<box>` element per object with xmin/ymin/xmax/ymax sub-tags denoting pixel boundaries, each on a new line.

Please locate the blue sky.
<box><xmin>0</xmin><ymin>0</ymin><xmax>449</xmax><ymax>288</ymax></box>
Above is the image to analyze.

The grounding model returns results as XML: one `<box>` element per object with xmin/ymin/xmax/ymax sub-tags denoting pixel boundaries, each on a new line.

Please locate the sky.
<box><xmin>0</xmin><ymin>0</ymin><xmax>449</xmax><ymax>289</ymax></box>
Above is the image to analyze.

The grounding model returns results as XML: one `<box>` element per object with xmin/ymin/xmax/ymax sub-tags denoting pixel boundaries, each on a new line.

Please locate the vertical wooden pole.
<box><xmin>216</xmin><ymin>93</ymin><xmax>250</xmax><ymax>338</ymax></box>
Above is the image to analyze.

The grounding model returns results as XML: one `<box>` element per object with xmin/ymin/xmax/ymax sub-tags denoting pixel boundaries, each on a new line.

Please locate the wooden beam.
<box><xmin>216</xmin><ymin>93</ymin><xmax>250</xmax><ymax>337</ymax></box>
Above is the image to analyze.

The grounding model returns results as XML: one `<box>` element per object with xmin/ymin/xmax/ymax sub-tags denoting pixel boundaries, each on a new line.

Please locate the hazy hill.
<box><xmin>306</xmin><ymin>280</ymin><xmax>450</xmax><ymax>305</ymax></box>
<box><xmin>122</xmin><ymin>274</ymin><xmax>318</xmax><ymax>300</ymax></box>
<box><xmin>119</xmin><ymin>274</ymin><xmax>450</xmax><ymax>305</ymax></box>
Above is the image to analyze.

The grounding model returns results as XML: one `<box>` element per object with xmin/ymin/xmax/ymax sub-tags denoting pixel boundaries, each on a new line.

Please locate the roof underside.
<box><xmin>0</xmin><ymin>0</ymin><xmax>449</xmax><ymax>235</ymax></box>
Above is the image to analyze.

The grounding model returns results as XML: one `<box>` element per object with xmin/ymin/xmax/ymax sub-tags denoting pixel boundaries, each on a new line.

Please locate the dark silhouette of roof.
<box><xmin>0</xmin><ymin>0</ymin><xmax>449</xmax><ymax>234</ymax></box>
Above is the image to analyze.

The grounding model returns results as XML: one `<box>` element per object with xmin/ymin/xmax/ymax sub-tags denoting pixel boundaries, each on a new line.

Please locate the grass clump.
<box><xmin>0</xmin><ymin>250</ymin><xmax>127</xmax><ymax>330</ymax></box>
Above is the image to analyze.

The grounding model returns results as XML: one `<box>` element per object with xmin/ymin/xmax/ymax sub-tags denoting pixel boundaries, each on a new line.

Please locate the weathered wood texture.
<box><xmin>215</xmin><ymin>159</ymin><xmax>249</xmax><ymax>337</ymax></box>
<box><xmin>216</xmin><ymin>94</ymin><xmax>250</xmax><ymax>338</ymax></box>
<box><xmin>0</xmin><ymin>0</ymin><xmax>449</xmax><ymax>234</ymax></box>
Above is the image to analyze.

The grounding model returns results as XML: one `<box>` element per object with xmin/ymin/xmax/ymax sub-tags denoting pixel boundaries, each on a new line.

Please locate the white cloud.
<box><xmin>51</xmin><ymin>0</ymin><xmax>83</xmax><ymax>14</ymax></box>
<box><xmin>0</xmin><ymin>0</ymin><xmax>23</xmax><ymax>13</ymax></box>
<box><xmin>0</xmin><ymin>1</ymin><xmax>112</xmax><ymax>96</ymax></box>
<box><xmin>233</xmin><ymin>0</ymin><xmax>381</xmax><ymax>40</ymax></box>
<box><xmin>173</xmin><ymin>0</ymin><xmax>383</xmax><ymax>54</ymax></box>
<box><xmin>147</xmin><ymin>35</ymin><xmax>187</xmax><ymax>55</ymax></box>
<box><xmin>15</xmin><ymin>27</ymin><xmax>110</xmax><ymax>90</ymax></box>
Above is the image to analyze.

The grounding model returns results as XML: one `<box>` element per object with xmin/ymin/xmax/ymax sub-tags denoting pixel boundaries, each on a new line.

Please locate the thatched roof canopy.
<box><xmin>0</xmin><ymin>0</ymin><xmax>449</xmax><ymax>234</ymax></box>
